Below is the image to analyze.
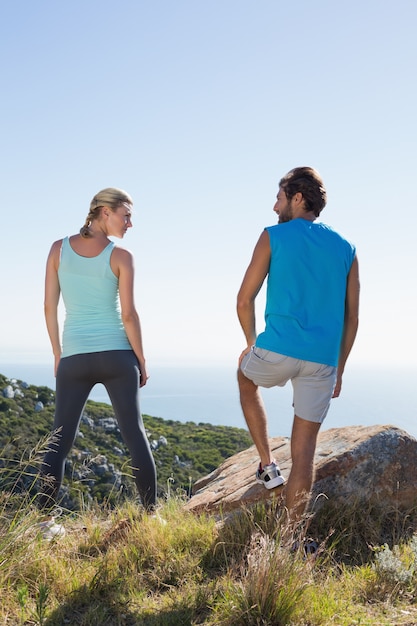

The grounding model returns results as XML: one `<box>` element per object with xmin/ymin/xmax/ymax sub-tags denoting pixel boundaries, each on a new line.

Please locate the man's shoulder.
<box><xmin>313</xmin><ymin>223</ymin><xmax>356</xmax><ymax>260</ymax></box>
<box><xmin>315</xmin><ymin>222</ymin><xmax>353</xmax><ymax>243</ymax></box>
<box><xmin>265</xmin><ymin>223</ymin><xmax>289</xmax><ymax>234</ymax></box>
<box><xmin>268</xmin><ymin>221</ymin><xmax>355</xmax><ymax>254</ymax></box>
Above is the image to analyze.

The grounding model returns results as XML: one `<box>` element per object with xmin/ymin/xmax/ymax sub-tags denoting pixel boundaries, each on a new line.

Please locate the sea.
<box><xmin>1</xmin><ymin>361</ymin><xmax>416</xmax><ymax>440</ymax></box>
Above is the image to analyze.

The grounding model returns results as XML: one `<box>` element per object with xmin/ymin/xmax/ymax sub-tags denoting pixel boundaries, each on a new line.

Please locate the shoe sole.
<box><xmin>256</xmin><ymin>475</ymin><xmax>285</xmax><ymax>490</ymax></box>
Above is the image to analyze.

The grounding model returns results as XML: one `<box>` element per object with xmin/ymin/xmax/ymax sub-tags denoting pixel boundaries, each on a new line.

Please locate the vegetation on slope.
<box><xmin>2</xmin><ymin>486</ymin><xmax>417</xmax><ymax>625</ymax></box>
<box><xmin>0</xmin><ymin>372</ymin><xmax>252</xmax><ymax>509</ymax></box>
<box><xmin>2</xmin><ymin>373</ymin><xmax>417</xmax><ymax>624</ymax></box>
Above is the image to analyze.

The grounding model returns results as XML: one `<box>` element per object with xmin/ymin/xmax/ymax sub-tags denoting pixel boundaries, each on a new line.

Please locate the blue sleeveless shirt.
<box><xmin>58</xmin><ymin>237</ymin><xmax>131</xmax><ymax>357</ymax></box>
<box><xmin>255</xmin><ymin>219</ymin><xmax>356</xmax><ymax>367</ymax></box>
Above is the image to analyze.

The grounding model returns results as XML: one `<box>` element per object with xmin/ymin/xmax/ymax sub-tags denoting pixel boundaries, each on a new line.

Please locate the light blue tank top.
<box><xmin>255</xmin><ymin>219</ymin><xmax>356</xmax><ymax>367</ymax></box>
<box><xmin>58</xmin><ymin>237</ymin><xmax>131</xmax><ymax>357</ymax></box>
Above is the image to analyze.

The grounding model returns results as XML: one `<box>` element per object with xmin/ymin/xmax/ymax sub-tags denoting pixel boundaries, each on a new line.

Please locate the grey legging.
<box><xmin>41</xmin><ymin>350</ymin><xmax>157</xmax><ymax>510</ymax></box>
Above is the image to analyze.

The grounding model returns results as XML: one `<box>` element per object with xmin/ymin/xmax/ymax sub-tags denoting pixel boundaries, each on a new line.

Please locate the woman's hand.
<box><xmin>138</xmin><ymin>361</ymin><xmax>149</xmax><ymax>388</ymax></box>
<box><xmin>54</xmin><ymin>354</ymin><xmax>61</xmax><ymax>377</ymax></box>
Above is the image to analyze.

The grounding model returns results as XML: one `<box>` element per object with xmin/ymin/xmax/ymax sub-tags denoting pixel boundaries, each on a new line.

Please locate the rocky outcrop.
<box><xmin>184</xmin><ymin>425</ymin><xmax>417</xmax><ymax>514</ymax></box>
<box><xmin>2</xmin><ymin>385</ymin><xmax>15</xmax><ymax>399</ymax></box>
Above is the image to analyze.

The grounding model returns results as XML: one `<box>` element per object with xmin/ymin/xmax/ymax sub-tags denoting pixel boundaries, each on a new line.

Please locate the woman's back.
<box><xmin>58</xmin><ymin>236</ymin><xmax>130</xmax><ymax>357</ymax></box>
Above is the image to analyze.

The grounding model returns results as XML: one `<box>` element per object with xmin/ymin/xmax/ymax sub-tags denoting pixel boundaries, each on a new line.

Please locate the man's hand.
<box><xmin>238</xmin><ymin>346</ymin><xmax>252</xmax><ymax>368</ymax></box>
<box><xmin>236</xmin><ymin>230</ymin><xmax>270</xmax><ymax>352</ymax></box>
<box><xmin>332</xmin><ymin>373</ymin><xmax>342</xmax><ymax>398</ymax></box>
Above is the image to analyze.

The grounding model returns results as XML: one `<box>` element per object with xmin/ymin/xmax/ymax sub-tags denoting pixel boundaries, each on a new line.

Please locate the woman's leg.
<box><xmin>101</xmin><ymin>351</ymin><xmax>157</xmax><ymax>510</ymax></box>
<box><xmin>39</xmin><ymin>355</ymin><xmax>93</xmax><ymax>508</ymax></box>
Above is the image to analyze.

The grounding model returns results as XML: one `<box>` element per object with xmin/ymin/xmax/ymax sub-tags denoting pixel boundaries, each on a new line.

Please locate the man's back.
<box><xmin>255</xmin><ymin>219</ymin><xmax>356</xmax><ymax>366</ymax></box>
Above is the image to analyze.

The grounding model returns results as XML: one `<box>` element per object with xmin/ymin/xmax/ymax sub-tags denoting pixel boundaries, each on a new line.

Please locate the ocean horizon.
<box><xmin>1</xmin><ymin>361</ymin><xmax>416</xmax><ymax>440</ymax></box>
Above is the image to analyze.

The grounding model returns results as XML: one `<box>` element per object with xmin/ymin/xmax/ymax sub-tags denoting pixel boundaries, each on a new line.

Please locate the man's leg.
<box><xmin>285</xmin><ymin>415</ymin><xmax>321</xmax><ymax>524</ymax></box>
<box><xmin>237</xmin><ymin>368</ymin><xmax>273</xmax><ymax>468</ymax></box>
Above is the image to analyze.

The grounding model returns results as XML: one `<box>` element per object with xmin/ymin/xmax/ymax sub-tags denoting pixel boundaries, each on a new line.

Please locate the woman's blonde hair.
<box><xmin>80</xmin><ymin>187</ymin><xmax>133</xmax><ymax>238</ymax></box>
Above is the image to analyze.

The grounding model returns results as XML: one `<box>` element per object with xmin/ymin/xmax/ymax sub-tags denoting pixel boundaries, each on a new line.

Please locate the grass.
<box><xmin>2</xmin><ymin>444</ymin><xmax>417</xmax><ymax>624</ymax></box>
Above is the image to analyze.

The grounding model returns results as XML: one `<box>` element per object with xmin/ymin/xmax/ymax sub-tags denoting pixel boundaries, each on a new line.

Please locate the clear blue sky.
<box><xmin>1</xmin><ymin>0</ymin><xmax>416</xmax><ymax>371</ymax></box>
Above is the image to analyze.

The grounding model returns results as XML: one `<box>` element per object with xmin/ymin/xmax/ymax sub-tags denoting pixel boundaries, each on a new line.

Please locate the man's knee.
<box><xmin>237</xmin><ymin>368</ymin><xmax>257</xmax><ymax>393</ymax></box>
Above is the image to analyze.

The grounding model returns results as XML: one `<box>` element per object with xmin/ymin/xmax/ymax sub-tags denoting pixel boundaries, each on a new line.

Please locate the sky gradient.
<box><xmin>1</xmin><ymin>1</ymin><xmax>416</xmax><ymax>372</ymax></box>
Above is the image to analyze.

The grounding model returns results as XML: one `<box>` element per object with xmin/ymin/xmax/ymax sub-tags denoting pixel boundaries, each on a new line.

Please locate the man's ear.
<box><xmin>293</xmin><ymin>192</ymin><xmax>304</xmax><ymax>207</ymax></box>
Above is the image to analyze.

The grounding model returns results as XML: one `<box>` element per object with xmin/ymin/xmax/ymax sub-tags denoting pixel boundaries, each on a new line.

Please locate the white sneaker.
<box><xmin>38</xmin><ymin>517</ymin><xmax>66</xmax><ymax>541</ymax></box>
<box><xmin>256</xmin><ymin>461</ymin><xmax>285</xmax><ymax>490</ymax></box>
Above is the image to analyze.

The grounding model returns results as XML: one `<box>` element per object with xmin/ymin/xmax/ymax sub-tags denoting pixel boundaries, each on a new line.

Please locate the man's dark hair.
<box><xmin>279</xmin><ymin>167</ymin><xmax>327</xmax><ymax>217</ymax></box>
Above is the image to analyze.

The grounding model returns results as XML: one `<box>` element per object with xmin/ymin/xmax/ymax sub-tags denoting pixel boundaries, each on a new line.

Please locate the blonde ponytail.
<box><xmin>79</xmin><ymin>187</ymin><xmax>133</xmax><ymax>238</ymax></box>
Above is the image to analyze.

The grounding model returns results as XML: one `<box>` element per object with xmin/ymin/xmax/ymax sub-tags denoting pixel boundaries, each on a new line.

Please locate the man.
<box><xmin>237</xmin><ymin>166</ymin><xmax>359</xmax><ymax>524</ymax></box>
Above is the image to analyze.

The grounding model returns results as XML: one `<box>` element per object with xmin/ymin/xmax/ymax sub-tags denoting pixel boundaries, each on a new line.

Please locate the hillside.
<box><xmin>4</xmin><ymin>374</ymin><xmax>417</xmax><ymax>625</ymax></box>
<box><xmin>0</xmin><ymin>372</ymin><xmax>252</xmax><ymax>509</ymax></box>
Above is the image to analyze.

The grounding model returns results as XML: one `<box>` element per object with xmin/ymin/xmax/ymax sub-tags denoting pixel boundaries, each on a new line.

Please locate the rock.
<box><xmin>98</xmin><ymin>417</ymin><xmax>118</xmax><ymax>432</ymax></box>
<box><xmin>34</xmin><ymin>401</ymin><xmax>44</xmax><ymax>412</ymax></box>
<box><xmin>174</xmin><ymin>454</ymin><xmax>191</xmax><ymax>468</ymax></box>
<box><xmin>184</xmin><ymin>425</ymin><xmax>417</xmax><ymax>515</ymax></box>
<box><xmin>81</xmin><ymin>414</ymin><xmax>94</xmax><ymax>429</ymax></box>
<box><xmin>150</xmin><ymin>436</ymin><xmax>168</xmax><ymax>450</ymax></box>
<box><xmin>3</xmin><ymin>385</ymin><xmax>14</xmax><ymax>399</ymax></box>
<box><xmin>90</xmin><ymin>454</ymin><xmax>109</xmax><ymax>476</ymax></box>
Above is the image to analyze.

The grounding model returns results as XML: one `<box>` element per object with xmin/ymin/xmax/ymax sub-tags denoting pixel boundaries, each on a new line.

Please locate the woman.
<box><xmin>41</xmin><ymin>187</ymin><xmax>157</xmax><ymax>513</ymax></box>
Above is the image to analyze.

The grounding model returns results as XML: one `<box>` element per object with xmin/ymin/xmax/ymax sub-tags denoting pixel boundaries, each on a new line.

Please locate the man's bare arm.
<box><xmin>333</xmin><ymin>255</ymin><xmax>360</xmax><ymax>398</ymax></box>
<box><xmin>237</xmin><ymin>230</ymin><xmax>271</xmax><ymax>363</ymax></box>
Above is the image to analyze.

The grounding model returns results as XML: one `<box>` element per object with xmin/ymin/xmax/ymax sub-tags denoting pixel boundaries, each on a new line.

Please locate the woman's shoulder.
<box><xmin>112</xmin><ymin>244</ymin><xmax>134</xmax><ymax>261</ymax></box>
<box><xmin>48</xmin><ymin>237</ymin><xmax>65</xmax><ymax>255</ymax></box>
<box><xmin>51</xmin><ymin>236</ymin><xmax>65</xmax><ymax>246</ymax></box>
<box><xmin>110</xmin><ymin>245</ymin><xmax>135</xmax><ymax>275</ymax></box>
<box><xmin>46</xmin><ymin>238</ymin><xmax>66</xmax><ymax>270</ymax></box>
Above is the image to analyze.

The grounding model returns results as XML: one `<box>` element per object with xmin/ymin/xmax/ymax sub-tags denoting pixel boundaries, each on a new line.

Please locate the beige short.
<box><xmin>240</xmin><ymin>346</ymin><xmax>337</xmax><ymax>424</ymax></box>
